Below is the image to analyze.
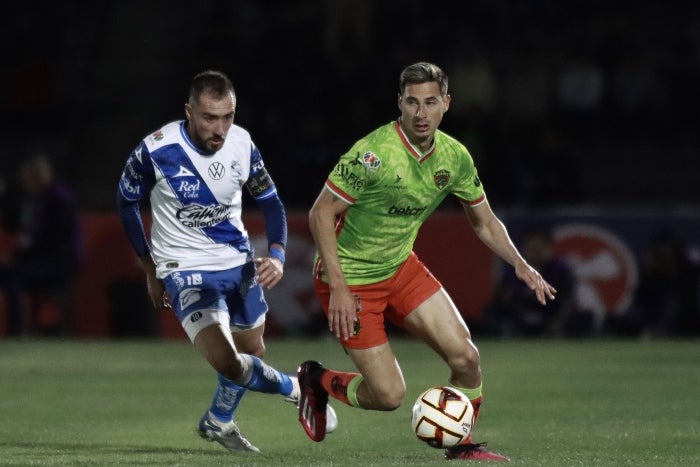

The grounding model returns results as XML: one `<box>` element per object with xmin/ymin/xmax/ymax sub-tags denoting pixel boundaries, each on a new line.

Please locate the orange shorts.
<box><xmin>313</xmin><ymin>251</ymin><xmax>442</xmax><ymax>349</ymax></box>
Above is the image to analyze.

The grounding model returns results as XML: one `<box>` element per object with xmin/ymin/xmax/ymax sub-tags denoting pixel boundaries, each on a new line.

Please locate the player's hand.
<box><xmin>515</xmin><ymin>261</ymin><xmax>557</xmax><ymax>305</ymax></box>
<box><xmin>328</xmin><ymin>287</ymin><xmax>361</xmax><ymax>340</ymax></box>
<box><xmin>159</xmin><ymin>289</ymin><xmax>172</xmax><ymax>311</ymax></box>
<box><xmin>254</xmin><ymin>256</ymin><xmax>284</xmax><ymax>289</ymax></box>
<box><xmin>145</xmin><ymin>273</ymin><xmax>171</xmax><ymax>311</ymax></box>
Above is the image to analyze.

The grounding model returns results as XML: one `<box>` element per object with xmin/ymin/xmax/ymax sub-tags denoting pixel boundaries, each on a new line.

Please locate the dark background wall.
<box><xmin>2</xmin><ymin>0</ymin><xmax>699</xmax><ymax>211</ymax></box>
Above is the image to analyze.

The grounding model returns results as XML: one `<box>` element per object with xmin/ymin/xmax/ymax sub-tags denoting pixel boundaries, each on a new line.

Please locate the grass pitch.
<box><xmin>0</xmin><ymin>337</ymin><xmax>698</xmax><ymax>466</ymax></box>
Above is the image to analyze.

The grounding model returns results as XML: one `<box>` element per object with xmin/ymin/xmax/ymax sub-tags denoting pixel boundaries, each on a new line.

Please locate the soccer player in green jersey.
<box><xmin>297</xmin><ymin>62</ymin><xmax>556</xmax><ymax>461</ymax></box>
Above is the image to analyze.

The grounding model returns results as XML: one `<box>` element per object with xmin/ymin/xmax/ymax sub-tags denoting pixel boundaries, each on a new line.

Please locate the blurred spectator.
<box><xmin>479</xmin><ymin>228</ymin><xmax>579</xmax><ymax>337</ymax></box>
<box><xmin>0</xmin><ymin>153</ymin><xmax>83</xmax><ymax>336</ymax></box>
<box><xmin>620</xmin><ymin>231</ymin><xmax>700</xmax><ymax>337</ymax></box>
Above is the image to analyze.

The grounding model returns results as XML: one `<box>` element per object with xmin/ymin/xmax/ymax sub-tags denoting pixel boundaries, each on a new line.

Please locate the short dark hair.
<box><xmin>399</xmin><ymin>62</ymin><xmax>448</xmax><ymax>96</ymax></box>
<box><xmin>188</xmin><ymin>70</ymin><xmax>235</xmax><ymax>105</ymax></box>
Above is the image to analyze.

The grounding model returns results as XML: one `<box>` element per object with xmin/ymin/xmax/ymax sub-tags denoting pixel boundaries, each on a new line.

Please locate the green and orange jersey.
<box><xmin>315</xmin><ymin>120</ymin><xmax>486</xmax><ymax>285</ymax></box>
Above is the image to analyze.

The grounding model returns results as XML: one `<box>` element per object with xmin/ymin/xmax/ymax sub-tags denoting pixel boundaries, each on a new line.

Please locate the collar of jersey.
<box><xmin>394</xmin><ymin>119</ymin><xmax>436</xmax><ymax>163</ymax></box>
<box><xmin>179</xmin><ymin>120</ymin><xmax>218</xmax><ymax>156</ymax></box>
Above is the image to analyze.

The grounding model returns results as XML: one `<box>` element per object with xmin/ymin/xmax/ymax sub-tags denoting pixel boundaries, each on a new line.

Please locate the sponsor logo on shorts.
<box><xmin>171</xmin><ymin>272</ymin><xmax>185</xmax><ymax>289</ymax></box>
<box><xmin>179</xmin><ymin>287</ymin><xmax>201</xmax><ymax>309</ymax></box>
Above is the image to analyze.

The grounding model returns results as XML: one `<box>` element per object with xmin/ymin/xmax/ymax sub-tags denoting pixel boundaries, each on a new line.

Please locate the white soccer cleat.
<box><xmin>197</xmin><ymin>411</ymin><xmax>260</xmax><ymax>453</ymax></box>
<box><xmin>287</xmin><ymin>375</ymin><xmax>338</xmax><ymax>433</ymax></box>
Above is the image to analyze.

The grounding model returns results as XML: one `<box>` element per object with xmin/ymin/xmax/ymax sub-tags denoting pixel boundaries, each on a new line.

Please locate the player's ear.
<box><xmin>184</xmin><ymin>103</ymin><xmax>192</xmax><ymax>121</ymax></box>
<box><xmin>397</xmin><ymin>93</ymin><xmax>403</xmax><ymax>110</ymax></box>
<box><xmin>443</xmin><ymin>94</ymin><xmax>451</xmax><ymax>113</ymax></box>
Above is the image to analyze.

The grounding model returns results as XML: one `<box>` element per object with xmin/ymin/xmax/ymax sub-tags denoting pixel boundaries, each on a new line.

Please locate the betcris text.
<box><xmin>388</xmin><ymin>205</ymin><xmax>427</xmax><ymax>216</ymax></box>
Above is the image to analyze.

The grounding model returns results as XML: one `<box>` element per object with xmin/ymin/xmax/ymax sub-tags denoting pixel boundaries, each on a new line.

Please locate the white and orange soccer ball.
<box><xmin>411</xmin><ymin>386</ymin><xmax>474</xmax><ymax>448</ymax></box>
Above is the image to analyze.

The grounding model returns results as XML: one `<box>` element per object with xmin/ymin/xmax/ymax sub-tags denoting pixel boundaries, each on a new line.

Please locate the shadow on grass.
<box><xmin>0</xmin><ymin>440</ymin><xmax>261</xmax><ymax>462</ymax></box>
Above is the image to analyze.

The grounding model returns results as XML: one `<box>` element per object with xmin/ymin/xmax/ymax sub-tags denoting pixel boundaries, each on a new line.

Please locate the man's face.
<box><xmin>397</xmin><ymin>81</ymin><xmax>450</xmax><ymax>148</ymax></box>
<box><xmin>185</xmin><ymin>90</ymin><xmax>235</xmax><ymax>153</ymax></box>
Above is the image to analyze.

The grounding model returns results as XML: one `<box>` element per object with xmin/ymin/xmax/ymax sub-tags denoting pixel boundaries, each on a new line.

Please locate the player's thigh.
<box><xmin>231</xmin><ymin>324</ymin><xmax>266</xmax><ymax>356</ymax></box>
<box><xmin>402</xmin><ymin>288</ymin><xmax>474</xmax><ymax>362</ymax></box>
<box><xmin>194</xmin><ymin>323</ymin><xmax>239</xmax><ymax>371</ymax></box>
<box><xmin>225</xmin><ymin>262</ymin><xmax>268</xmax><ymax>331</ymax></box>
<box><xmin>346</xmin><ymin>342</ymin><xmax>406</xmax><ymax>397</ymax></box>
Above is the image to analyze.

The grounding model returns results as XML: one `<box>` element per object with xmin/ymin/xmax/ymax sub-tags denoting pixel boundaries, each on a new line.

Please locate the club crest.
<box><xmin>434</xmin><ymin>170</ymin><xmax>451</xmax><ymax>189</ymax></box>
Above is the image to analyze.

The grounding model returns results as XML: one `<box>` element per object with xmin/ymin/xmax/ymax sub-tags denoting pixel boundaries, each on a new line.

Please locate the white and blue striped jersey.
<box><xmin>117</xmin><ymin>120</ymin><xmax>281</xmax><ymax>278</ymax></box>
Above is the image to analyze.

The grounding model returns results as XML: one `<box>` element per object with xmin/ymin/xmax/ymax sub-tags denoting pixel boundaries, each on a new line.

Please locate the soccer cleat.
<box><xmin>444</xmin><ymin>442</ymin><xmax>511</xmax><ymax>461</ymax></box>
<box><xmin>286</xmin><ymin>375</ymin><xmax>338</xmax><ymax>433</ymax></box>
<box><xmin>197</xmin><ymin>411</ymin><xmax>260</xmax><ymax>453</ymax></box>
<box><xmin>297</xmin><ymin>360</ymin><xmax>329</xmax><ymax>442</ymax></box>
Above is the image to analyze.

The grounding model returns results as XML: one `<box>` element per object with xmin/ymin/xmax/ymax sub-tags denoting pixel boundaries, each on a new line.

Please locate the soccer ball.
<box><xmin>411</xmin><ymin>386</ymin><xmax>474</xmax><ymax>448</ymax></box>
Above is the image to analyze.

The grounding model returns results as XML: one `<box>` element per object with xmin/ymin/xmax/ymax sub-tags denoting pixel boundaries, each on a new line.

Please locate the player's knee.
<box><xmin>448</xmin><ymin>340</ymin><xmax>481</xmax><ymax>375</ymax></box>
<box><xmin>239</xmin><ymin>344</ymin><xmax>265</xmax><ymax>358</ymax></box>
<box><xmin>376</xmin><ymin>394</ymin><xmax>404</xmax><ymax>411</ymax></box>
<box><xmin>373</xmin><ymin>386</ymin><xmax>405</xmax><ymax>410</ymax></box>
<box><xmin>232</xmin><ymin>334</ymin><xmax>266</xmax><ymax>358</ymax></box>
<box><xmin>253</xmin><ymin>345</ymin><xmax>266</xmax><ymax>359</ymax></box>
<box><xmin>212</xmin><ymin>354</ymin><xmax>246</xmax><ymax>380</ymax></box>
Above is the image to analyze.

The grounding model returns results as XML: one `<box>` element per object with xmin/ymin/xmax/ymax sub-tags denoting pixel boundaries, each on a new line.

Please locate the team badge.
<box><xmin>152</xmin><ymin>130</ymin><xmax>164</xmax><ymax>141</ymax></box>
<box><xmin>434</xmin><ymin>170</ymin><xmax>451</xmax><ymax>189</ymax></box>
<box><xmin>352</xmin><ymin>294</ymin><xmax>362</xmax><ymax>337</ymax></box>
<box><xmin>230</xmin><ymin>160</ymin><xmax>243</xmax><ymax>178</ymax></box>
<box><xmin>352</xmin><ymin>317</ymin><xmax>362</xmax><ymax>337</ymax></box>
<box><xmin>361</xmin><ymin>151</ymin><xmax>382</xmax><ymax>170</ymax></box>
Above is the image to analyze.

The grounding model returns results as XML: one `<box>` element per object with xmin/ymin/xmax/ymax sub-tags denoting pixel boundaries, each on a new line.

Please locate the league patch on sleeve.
<box><xmin>362</xmin><ymin>151</ymin><xmax>382</xmax><ymax>170</ymax></box>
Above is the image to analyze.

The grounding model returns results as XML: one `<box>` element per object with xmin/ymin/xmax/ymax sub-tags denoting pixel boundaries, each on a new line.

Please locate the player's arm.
<box><xmin>116</xmin><ymin>146</ymin><xmax>153</xmax><ymax>260</ymax></box>
<box><xmin>116</xmin><ymin>145</ymin><xmax>168</xmax><ymax>310</ymax></box>
<box><xmin>460</xmin><ymin>199</ymin><xmax>556</xmax><ymax>305</ymax></box>
<box><xmin>308</xmin><ymin>187</ymin><xmax>357</xmax><ymax>340</ymax></box>
<box><xmin>246</xmin><ymin>143</ymin><xmax>287</xmax><ymax>288</ymax></box>
<box><xmin>253</xmin><ymin>191</ymin><xmax>287</xmax><ymax>289</ymax></box>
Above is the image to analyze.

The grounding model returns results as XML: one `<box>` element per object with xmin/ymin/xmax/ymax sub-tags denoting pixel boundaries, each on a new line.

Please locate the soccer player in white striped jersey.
<box><xmin>116</xmin><ymin>70</ymin><xmax>335</xmax><ymax>453</ymax></box>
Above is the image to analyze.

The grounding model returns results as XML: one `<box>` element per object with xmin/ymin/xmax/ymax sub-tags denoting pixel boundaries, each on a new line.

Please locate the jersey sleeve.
<box><xmin>116</xmin><ymin>142</ymin><xmax>156</xmax><ymax>257</ymax></box>
<box><xmin>245</xmin><ymin>142</ymin><xmax>278</xmax><ymax>201</ymax></box>
<box><xmin>450</xmin><ymin>146</ymin><xmax>486</xmax><ymax>206</ymax></box>
<box><xmin>244</xmin><ymin>141</ymin><xmax>287</xmax><ymax>250</ymax></box>
<box><xmin>325</xmin><ymin>141</ymin><xmax>377</xmax><ymax>204</ymax></box>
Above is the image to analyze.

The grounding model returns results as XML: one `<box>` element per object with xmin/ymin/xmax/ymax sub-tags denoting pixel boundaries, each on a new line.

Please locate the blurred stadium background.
<box><xmin>1</xmin><ymin>1</ymin><xmax>699</xmax><ymax>338</ymax></box>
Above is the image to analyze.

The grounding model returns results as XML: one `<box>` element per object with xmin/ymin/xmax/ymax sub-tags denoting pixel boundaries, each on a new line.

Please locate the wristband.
<box><xmin>269</xmin><ymin>248</ymin><xmax>285</xmax><ymax>264</ymax></box>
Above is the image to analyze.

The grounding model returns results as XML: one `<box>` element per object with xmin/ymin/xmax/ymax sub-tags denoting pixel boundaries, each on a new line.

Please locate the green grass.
<box><xmin>0</xmin><ymin>337</ymin><xmax>698</xmax><ymax>466</ymax></box>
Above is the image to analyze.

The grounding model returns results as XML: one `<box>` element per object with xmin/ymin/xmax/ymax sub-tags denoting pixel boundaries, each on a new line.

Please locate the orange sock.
<box><xmin>470</xmin><ymin>395</ymin><xmax>482</xmax><ymax>427</ymax></box>
<box><xmin>452</xmin><ymin>384</ymin><xmax>483</xmax><ymax>445</ymax></box>
<box><xmin>320</xmin><ymin>369</ymin><xmax>362</xmax><ymax>406</ymax></box>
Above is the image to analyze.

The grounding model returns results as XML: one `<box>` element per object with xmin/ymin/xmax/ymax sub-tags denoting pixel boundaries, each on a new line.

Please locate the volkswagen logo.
<box><xmin>208</xmin><ymin>162</ymin><xmax>225</xmax><ymax>180</ymax></box>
